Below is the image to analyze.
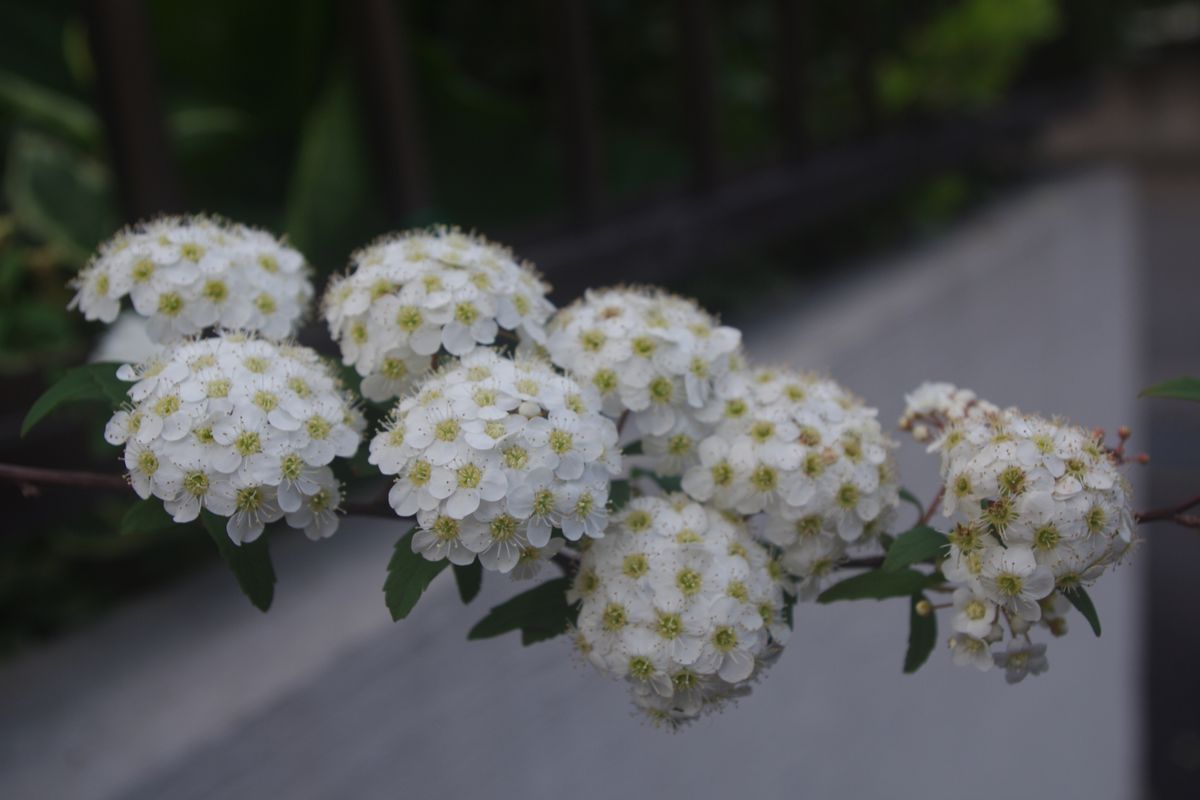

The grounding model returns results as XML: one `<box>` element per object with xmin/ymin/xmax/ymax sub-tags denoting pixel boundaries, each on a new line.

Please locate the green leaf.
<box><xmin>453</xmin><ymin>561</ymin><xmax>482</xmax><ymax>604</ymax></box>
<box><xmin>609</xmin><ymin>479</ymin><xmax>631</xmax><ymax>512</ymax></box>
<box><xmin>199</xmin><ymin>510</ymin><xmax>276</xmax><ymax>612</ymax></box>
<box><xmin>1140</xmin><ymin>377</ymin><xmax>1200</xmax><ymax>403</ymax></box>
<box><xmin>120</xmin><ymin>499</ymin><xmax>174</xmax><ymax>536</ymax></box>
<box><xmin>4</xmin><ymin>130</ymin><xmax>118</xmax><ymax>262</ymax></box>
<box><xmin>284</xmin><ymin>68</ymin><xmax>380</xmax><ymax>269</ymax></box>
<box><xmin>384</xmin><ymin>528</ymin><xmax>447</xmax><ymax>620</ymax></box>
<box><xmin>783</xmin><ymin>592</ymin><xmax>797</xmax><ymax>630</ymax></box>
<box><xmin>468</xmin><ymin>577</ymin><xmax>577</xmax><ymax>644</ymax></box>
<box><xmin>903</xmin><ymin>593</ymin><xmax>937</xmax><ymax>673</ymax></box>
<box><xmin>899</xmin><ymin>487</ymin><xmax>924</xmax><ymax>513</ymax></box>
<box><xmin>1062</xmin><ymin>587</ymin><xmax>1101</xmax><ymax>637</ymax></box>
<box><xmin>882</xmin><ymin>526</ymin><xmax>949</xmax><ymax>571</ymax></box>
<box><xmin>622</xmin><ymin>440</ymin><xmax>643</xmax><ymax>456</ymax></box>
<box><xmin>817</xmin><ymin>568</ymin><xmax>943</xmax><ymax>603</ymax></box>
<box><xmin>21</xmin><ymin>362</ymin><xmax>127</xmax><ymax>437</ymax></box>
<box><xmin>0</xmin><ymin>69</ymin><xmax>102</xmax><ymax>150</ymax></box>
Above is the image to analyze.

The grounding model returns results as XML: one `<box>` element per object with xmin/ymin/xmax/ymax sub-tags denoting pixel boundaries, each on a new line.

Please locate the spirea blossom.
<box><xmin>912</xmin><ymin>383</ymin><xmax>1135</xmax><ymax>682</ymax></box>
<box><xmin>70</xmin><ymin>216</ymin><xmax>313</xmax><ymax>342</ymax></box>
<box><xmin>570</xmin><ymin>494</ymin><xmax>787</xmax><ymax>728</ymax></box>
<box><xmin>322</xmin><ymin>228</ymin><xmax>555</xmax><ymax>402</ymax></box>
<box><xmin>682</xmin><ymin>367</ymin><xmax>901</xmax><ymax>596</ymax></box>
<box><xmin>104</xmin><ymin>333</ymin><xmax>364</xmax><ymax>543</ymax></box>
<box><xmin>545</xmin><ymin>287</ymin><xmax>743</xmax><ymax>473</ymax></box>
<box><xmin>899</xmin><ymin>381</ymin><xmax>999</xmax><ymax>444</ymax></box>
<box><xmin>369</xmin><ymin>349</ymin><xmax>621</xmax><ymax>572</ymax></box>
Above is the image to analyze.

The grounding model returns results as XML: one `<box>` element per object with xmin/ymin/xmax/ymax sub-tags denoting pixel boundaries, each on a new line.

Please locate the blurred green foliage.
<box><xmin>0</xmin><ymin>0</ymin><xmax>1158</xmax><ymax>655</ymax></box>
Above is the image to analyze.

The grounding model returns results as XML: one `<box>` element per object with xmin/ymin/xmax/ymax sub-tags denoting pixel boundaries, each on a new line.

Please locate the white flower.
<box><xmin>917</xmin><ymin>389</ymin><xmax>1138</xmax><ymax>675</ymax></box>
<box><xmin>682</xmin><ymin>367</ymin><xmax>901</xmax><ymax>575</ymax></box>
<box><xmin>951</xmin><ymin>587</ymin><xmax>997</xmax><ymax>638</ymax></box>
<box><xmin>979</xmin><ymin>545</ymin><xmax>1055</xmax><ymax>621</ymax></box>
<box><xmin>69</xmin><ymin>215</ymin><xmax>313</xmax><ymax>342</ymax></box>
<box><xmin>899</xmin><ymin>381</ymin><xmax>998</xmax><ymax>446</ymax></box>
<box><xmin>369</xmin><ymin>349</ymin><xmax>620</xmax><ymax>570</ymax></box>
<box><xmin>572</xmin><ymin>495</ymin><xmax>786</xmax><ymax>727</ymax></box>
<box><xmin>948</xmin><ymin>633</ymin><xmax>994</xmax><ymax>671</ymax></box>
<box><xmin>545</xmin><ymin>286</ymin><xmax>742</xmax><ymax>465</ymax></box>
<box><xmin>993</xmin><ymin>640</ymin><xmax>1049</xmax><ymax>684</ymax></box>
<box><xmin>105</xmin><ymin>333</ymin><xmax>362</xmax><ymax>543</ymax></box>
<box><xmin>322</xmin><ymin>227</ymin><xmax>554</xmax><ymax>402</ymax></box>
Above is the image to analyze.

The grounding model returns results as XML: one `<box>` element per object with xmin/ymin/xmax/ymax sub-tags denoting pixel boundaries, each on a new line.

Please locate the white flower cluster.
<box><xmin>105</xmin><ymin>334</ymin><xmax>363</xmax><ymax>543</ymax></box>
<box><xmin>322</xmin><ymin>228</ymin><xmax>555</xmax><ymax>402</ymax></box>
<box><xmin>70</xmin><ymin>216</ymin><xmax>313</xmax><ymax>342</ymax></box>
<box><xmin>546</xmin><ymin>287</ymin><xmax>742</xmax><ymax>474</ymax></box>
<box><xmin>570</xmin><ymin>495</ymin><xmax>787</xmax><ymax>728</ymax></box>
<box><xmin>369</xmin><ymin>349</ymin><xmax>621</xmax><ymax>573</ymax></box>
<box><xmin>913</xmin><ymin>384</ymin><xmax>1134</xmax><ymax>682</ymax></box>
<box><xmin>681</xmin><ymin>367</ymin><xmax>900</xmax><ymax>598</ymax></box>
<box><xmin>899</xmin><ymin>381</ymin><xmax>998</xmax><ymax>444</ymax></box>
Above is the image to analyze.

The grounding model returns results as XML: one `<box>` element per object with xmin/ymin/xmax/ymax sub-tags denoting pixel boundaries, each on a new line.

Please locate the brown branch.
<box><xmin>0</xmin><ymin>462</ymin><xmax>128</xmax><ymax>496</ymax></box>
<box><xmin>1136</xmin><ymin>493</ymin><xmax>1200</xmax><ymax>529</ymax></box>
<box><xmin>918</xmin><ymin>486</ymin><xmax>944</xmax><ymax>527</ymax></box>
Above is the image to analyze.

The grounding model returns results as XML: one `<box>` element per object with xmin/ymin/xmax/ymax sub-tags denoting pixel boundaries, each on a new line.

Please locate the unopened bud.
<box><xmin>1117</xmin><ymin>426</ymin><xmax>1131</xmax><ymax>440</ymax></box>
<box><xmin>915</xmin><ymin>599</ymin><xmax>933</xmax><ymax>617</ymax></box>
<box><xmin>1136</xmin><ymin>453</ymin><xmax>1150</xmax><ymax>465</ymax></box>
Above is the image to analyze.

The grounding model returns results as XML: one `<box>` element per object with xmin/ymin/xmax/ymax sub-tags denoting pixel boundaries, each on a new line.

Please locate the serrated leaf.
<box><xmin>1062</xmin><ymin>587</ymin><xmax>1101</xmax><ymax>637</ymax></box>
<box><xmin>609</xmin><ymin>479</ymin><xmax>631</xmax><ymax>512</ymax></box>
<box><xmin>199</xmin><ymin>510</ymin><xmax>276</xmax><ymax>612</ymax></box>
<box><xmin>1140</xmin><ymin>377</ymin><xmax>1200</xmax><ymax>403</ymax></box>
<box><xmin>882</xmin><ymin>525</ymin><xmax>949</xmax><ymax>571</ymax></box>
<box><xmin>384</xmin><ymin>528</ymin><xmax>447</xmax><ymax>621</ymax></box>
<box><xmin>119</xmin><ymin>498</ymin><xmax>174</xmax><ymax>536</ymax></box>
<box><xmin>817</xmin><ymin>568</ymin><xmax>943</xmax><ymax>603</ymax></box>
<box><xmin>903</xmin><ymin>593</ymin><xmax>937</xmax><ymax>673</ymax></box>
<box><xmin>21</xmin><ymin>362</ymin><xmax>127</xmax><ymax>437</ymax></box>
<box><xmin>468</xmin><ymin>577</ymin><xmax>576</xmax><ymax>644</ymax></box>
<box><xmin>453</xmin><ymin>561</ymin><xmax>482</xmax><ymax>604</ymax></box>
<box><xmin>899</xmin><ymin>487</ymin><xmax>923</xmax><ymax>512</ymax></box>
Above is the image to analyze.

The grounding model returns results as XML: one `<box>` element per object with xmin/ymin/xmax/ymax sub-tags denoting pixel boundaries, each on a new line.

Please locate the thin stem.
<box><xmin>1135</xmin><ymin>492</ymin><xmax>1200</xmax><ymax>529</ymax></box>
<box><xmin>918</xmin><ymin>486</ymin><xmax>944</xmax><ymax>526</ymax></box>
<box><xmin>0</xmin><ymin>462</ymin><xmax>127</xmax><ymax>495</ymax></box>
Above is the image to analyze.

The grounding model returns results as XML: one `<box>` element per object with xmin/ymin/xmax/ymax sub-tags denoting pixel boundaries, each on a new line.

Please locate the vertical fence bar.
<box><xmin>773</xmin><ymin>0</ymin><xmax>807</xmax><ymax>157</ymax></box>
<box><xmin>543</xmin><ymin>0</ymin><xmax>602</xmax><ymax>225</ymax></box>
<box><xmin>343</xmin><ymin>0</ymin><xmax>429</xmax><ymax>222</ymax></box>
<box><xmin>675</xmin><ymin>0</ymin><xmax>720</xmax><ymax>191</ymax></box>
<box><xmin>852</xmin><ymin>16</ymin><xmax>880</xmax><ymax>135</ymax></box>
<box><xmin>84</xmin><ymin>0</ymin><xmax>183</xmax><ymax>221</ymax></box>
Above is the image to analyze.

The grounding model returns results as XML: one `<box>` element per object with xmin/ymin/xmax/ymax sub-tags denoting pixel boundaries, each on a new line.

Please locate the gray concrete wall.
<box><xmin>0</xmin><ymin>168</ymin><xmax>1144</xmax><ymax>800</ymax></box>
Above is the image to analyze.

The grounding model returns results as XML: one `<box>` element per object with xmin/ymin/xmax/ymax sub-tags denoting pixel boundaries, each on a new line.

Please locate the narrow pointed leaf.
<box><xmin>1140</xmin><ymin>377</ymin><xmax>1200</xmax><ymax>402</ymax></box>
<box><xmin>200</xmin><ymin>510</ymin><xmax>275</xmax><ymax>612</ymax></box>
<box><xmin>384</xmin><ymin>528</ymin><xmax>446</xmax><ymax>621</ymax></box>
<box><xmin>21</xmin><ymin>362</ymin><xmax>127</xmax><ymax>437</ymax></box>
<box><xmin>453</xmin><ymin>561</ymin><xmax>483</xmax><ymax>604</ymax></box>
<box><xmin>899</xmin><ymin>487</ymin><xmax>924</xmax><ymax>513</ymax></box>
<box><xmin>817</xmin><ymin>568</ymin><xmax>943</xmax><ymax>603</ymax></box>
<box><xmin>903</xmin><ymin>593</ymin><xmax>937</xmax><ymax>673</ymax></box>
<box><xmin>882</xmin><ymin>526</ymin><xmax>949</xmax><ymax>572</ymax></box>
<box><xmin>1063</xmin><ymin>587</ymin><xmax>1101</xmax><ymax>637</ymax></box>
